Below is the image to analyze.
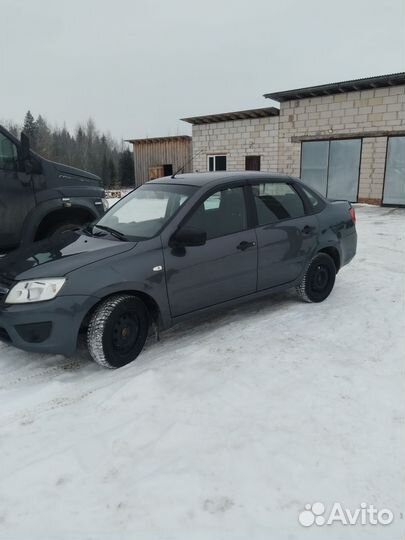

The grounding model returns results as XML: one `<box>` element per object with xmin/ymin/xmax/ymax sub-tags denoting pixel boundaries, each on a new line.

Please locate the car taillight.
<box><xmin>349</xmin><ymin>207</ymin><xmax>356</xmax><ymax>224</ymax></box>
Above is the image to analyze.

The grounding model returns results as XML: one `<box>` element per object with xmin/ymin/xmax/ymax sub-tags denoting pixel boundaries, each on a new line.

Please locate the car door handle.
<box><xmin>237</xmin><ymin>240</ymin><xmax>256</xmax><ymax>251</ymax></box>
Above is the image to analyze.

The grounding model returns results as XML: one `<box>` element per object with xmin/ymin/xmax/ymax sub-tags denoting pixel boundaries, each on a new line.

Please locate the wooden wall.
<box><xmin>132</xmin><ymin>137</ymin><xmax>192</xmax><ymax>186</ymax></box>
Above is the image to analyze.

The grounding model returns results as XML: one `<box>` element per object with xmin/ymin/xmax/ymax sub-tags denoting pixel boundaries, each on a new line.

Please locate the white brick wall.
<box><xmin>278</xmin><ymin>85</ymin><xmax>405</xmax><ymax>202</ymax></box>
<box><xmin>189</xmin><ymin>84</ymin><xmax>405</xmax><ymax>204</ymax></box>
<box><xmin>358</xmin><ymin>137</ymin><xmax>387</xmax><ymax>200</ymax></box>
<box><xmin>192</xmin><ymin>116</ymin><xmax>279</xmax><ymax>173</ymax></box>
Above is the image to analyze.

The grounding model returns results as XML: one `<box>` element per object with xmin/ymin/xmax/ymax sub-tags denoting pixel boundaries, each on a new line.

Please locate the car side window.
<box><xmin>300</xmin><ymin>185</ymin><xmax>322</xmax><ymax>211</ymax></box>
<box><xmin>0</xmin><ymin>132</ymin><xmax>18</xmax><ymax>171</ymax></box>
<box><xmin>252</xmin><ymin>182</ymin><xmax>305</xmax><ymax>225</ymax></box>
<box><xmin>204</xmin><ymin>192</ymin><xmax>221</xmax><ymax>210</ymax></box>
<box><xmin>184</xmin><ymin>186</ymin><xmax>247</xmax><ymax>240</ymax></box>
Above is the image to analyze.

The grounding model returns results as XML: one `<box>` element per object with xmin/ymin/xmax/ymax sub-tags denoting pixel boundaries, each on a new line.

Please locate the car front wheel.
<box><xmin>296</xmin><ymin>253</ymin><xmax>336</xmax><ymax>303</ymax></box>
<box><xmin>87</xmin><ymin>294</ymin><xmax>149</xmax><ymax>368</ymax></box>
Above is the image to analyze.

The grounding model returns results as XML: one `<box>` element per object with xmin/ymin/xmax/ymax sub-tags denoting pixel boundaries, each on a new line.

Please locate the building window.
<box><xmin>245</xmin><ymin>155</ymin><xmax>261</xmax><ymax>171</ymax></box>
<box><xmin>208</xmin><ymin>155</ymin><xmax>227</xmax><ymax>171</ymax></box>
<box><xmin>301</xmin><ymin>139</ymin><xmax>361</xmax><ymax>202</ymax></box>
<box><xmin>383</xmin><ymin>137</ymin><xmax>405</xmax><ymax>205</ymax></box>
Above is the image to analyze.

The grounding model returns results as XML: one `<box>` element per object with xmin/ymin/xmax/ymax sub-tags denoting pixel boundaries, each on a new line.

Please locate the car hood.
<box><xmin>0</xmin><ymin>232</ymin><xmax>135</xmax><ymax>282</ymax></box>
<box><xmin>50</xmin><ymin>160</ymin><xmax>102</xmax><ymax>186</ymax></box>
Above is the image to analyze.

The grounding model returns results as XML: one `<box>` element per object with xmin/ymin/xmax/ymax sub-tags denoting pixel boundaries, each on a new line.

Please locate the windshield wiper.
<box><xmin>94</xmin><ymin>225</ymin><xmax>128</xmax><ymax>241</ymax></box>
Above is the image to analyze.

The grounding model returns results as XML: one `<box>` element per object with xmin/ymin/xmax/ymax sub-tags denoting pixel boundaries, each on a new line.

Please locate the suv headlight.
<box><xmin>5</xmin><ymin>278</ymin><xmax>66</xmax><ymax>304</ymax></box>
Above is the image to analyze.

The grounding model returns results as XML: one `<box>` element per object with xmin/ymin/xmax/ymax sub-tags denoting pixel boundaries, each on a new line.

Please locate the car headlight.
<box><xmin>5</xmin><ymin>278</ymin><xmax>66</xmax><ymax>304</ymax></box>
<box><xmin>102</xmin><ymin>198</ymin><xmax>109</xmax><ymax>212</ymax></box>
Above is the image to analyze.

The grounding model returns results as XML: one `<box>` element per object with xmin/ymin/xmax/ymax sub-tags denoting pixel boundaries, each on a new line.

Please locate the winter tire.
<box><xmin>87</xmin><ymin>295</ymin><xmax>149</xmax><ymax>368</ymax></box>
<box><xmin>296</xmin><ymin>253</ymin><xmax>336</xmax><ymax>303</ymax></box>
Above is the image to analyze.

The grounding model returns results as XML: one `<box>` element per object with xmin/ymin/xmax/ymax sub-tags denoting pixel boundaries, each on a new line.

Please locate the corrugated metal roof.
<box><xmin>181</xmin><ymin>107</ymin><xmax>279</xmax><ymax>125</ymax></box>
<box><xmin>126</xmin><ymin>135</ymin><xmax>192</xmax><ymax>145</ymax></box>
<box><xmin>264</xmin><ymin>72</ymin><xmax>405</xmax><ymax>102</ymax></box>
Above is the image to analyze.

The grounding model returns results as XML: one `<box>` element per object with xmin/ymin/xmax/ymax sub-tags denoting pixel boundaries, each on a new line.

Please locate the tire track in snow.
<box><xmin>0</xmin><ymin>359</ymin><xmax>84</xmax><ymax>390</ymax></box>
<box><xmin>0</xmin><ymin>387</ymin><xmax>96</xmax><ymax>427</ymax></box>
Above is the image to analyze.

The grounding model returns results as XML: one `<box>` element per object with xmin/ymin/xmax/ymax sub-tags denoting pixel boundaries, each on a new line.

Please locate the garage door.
<box><xmin>301</xmin><ymin>139</ymin><xmax>361</xmax><ymax>202</ymax></box>
<box><xmin>383</xmin><ymin>137</ymin><xmax>405</xmax><ymax>206</ymax></box>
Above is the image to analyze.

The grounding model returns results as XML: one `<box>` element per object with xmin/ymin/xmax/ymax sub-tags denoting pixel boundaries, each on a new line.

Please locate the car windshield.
<box><xmin>95</xmin><ymin>183</ymin><xmax>197</xmax><ymax>240</ymax></box>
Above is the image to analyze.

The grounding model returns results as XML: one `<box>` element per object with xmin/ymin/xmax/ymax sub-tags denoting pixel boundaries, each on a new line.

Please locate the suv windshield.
<box><xmin>95</xmin><ymin>183</ymin><xmax>197</xmax><ymax>240</ymax></box>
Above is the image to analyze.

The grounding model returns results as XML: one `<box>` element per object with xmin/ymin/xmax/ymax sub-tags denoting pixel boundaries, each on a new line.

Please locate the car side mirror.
<box><xmin>170</xmin><ymin>227</ymin><xmax>207</xmax><ymax>247</ymax></box>
<box><xmin>20</xmin><ymin>132</ymin><xmax>30</xmax><ymax>161</ymax></box>
<box><xmin>23</xmin><ymin>157</ymin><xmax>42</xmax><ymax>175</ymax></box>
<box><xmin>20</xmin><ymin>132</ymin><xmax>42</xmax><ymax>175</ymax></box>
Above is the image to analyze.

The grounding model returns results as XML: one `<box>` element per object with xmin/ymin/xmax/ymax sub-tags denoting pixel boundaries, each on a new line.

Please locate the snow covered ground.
<box><xmin>0</xmin><ymin>206</ymin><xmax>404</xmax><ymax>540</ymax></box>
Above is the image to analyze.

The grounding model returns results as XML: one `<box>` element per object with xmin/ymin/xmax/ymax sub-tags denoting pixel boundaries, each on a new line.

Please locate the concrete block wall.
<box><xmin>358</xmin><ymin>137</ymin><xmax>388</xmax><ymax>202</ymax></box>
<box><xmin>188</xmin><ymin>85</ymin><xmax>405</xmax><ymax>204</ymax></box>
<box><xmin>192</xmin><ymin>116</ymin><xmax>279</xmax><ymax>173</ymax></box>
<box><xmin>278</xmin><ymin>85</ymin><xmax>405</xmax><ymax>203</ymax></box>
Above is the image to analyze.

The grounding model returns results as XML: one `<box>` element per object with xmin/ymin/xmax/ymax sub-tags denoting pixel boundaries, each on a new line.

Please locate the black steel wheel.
<box><xmin>87</xmin><ymin>295</ymin><xmax>149</xmax><ymax>368</ymax></box>
<box><xmin>296</xmin><ymin>253</ymin><xmax>336</xmax><ymax>303</ymax></box>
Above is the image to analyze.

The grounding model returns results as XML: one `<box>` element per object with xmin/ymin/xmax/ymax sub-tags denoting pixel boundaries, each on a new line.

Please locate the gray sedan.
<box><xmin>0</xmin><ymin>172</ymin><xmax>357</xmax><ymax>368</ymax></box>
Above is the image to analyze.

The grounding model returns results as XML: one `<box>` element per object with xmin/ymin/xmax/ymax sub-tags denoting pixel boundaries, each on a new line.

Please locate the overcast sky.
<box><xmin>1</xmin><ymin>0</ymin><xmax>404</xmax><ymax>142</ymax></box>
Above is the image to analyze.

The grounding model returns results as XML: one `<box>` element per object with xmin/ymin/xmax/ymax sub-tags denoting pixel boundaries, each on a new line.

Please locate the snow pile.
<box><xmin>0</xmin><ymin>206</ymin><xmax>404</xmax><ymax>540</ymax></box>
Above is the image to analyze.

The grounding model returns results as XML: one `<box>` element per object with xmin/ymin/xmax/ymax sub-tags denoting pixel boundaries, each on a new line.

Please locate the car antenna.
<box><xmin>171</xmin><ymin>149</ymin><xmax>203</xmax><ymax>179</ymax></box>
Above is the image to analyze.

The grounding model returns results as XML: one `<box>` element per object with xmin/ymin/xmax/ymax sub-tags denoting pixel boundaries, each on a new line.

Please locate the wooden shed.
<box><xmin>127</xmin><ymin>135</ymin><xmax>192</xmax><ymax>186</ymax></box>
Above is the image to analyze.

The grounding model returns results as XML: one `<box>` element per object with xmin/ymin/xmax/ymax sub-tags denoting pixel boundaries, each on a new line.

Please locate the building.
<box><xmin>127</xmin><ymin>135</ymin><xmax>192</xmax><ymax>186</ymax></box>
<box><xmin>182</xmin><ymin>73</ymin><xmax>405</xmax><ymax>205</ymax></box>
<box><xmin>182</xmin><ymin>107</ymin><xmax>280</xmax><ymax>174</ymax></box>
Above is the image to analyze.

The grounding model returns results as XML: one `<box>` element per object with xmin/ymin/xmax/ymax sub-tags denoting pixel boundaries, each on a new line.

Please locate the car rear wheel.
<box><xmin>296</xmin><ymin>253</ymin><xmax>336</xmax><ymax>303</ymax></box>
<box><xmin>87</xmin><ymin>295</ymin><xmax>149</xmax><ymax>368</ymax></box>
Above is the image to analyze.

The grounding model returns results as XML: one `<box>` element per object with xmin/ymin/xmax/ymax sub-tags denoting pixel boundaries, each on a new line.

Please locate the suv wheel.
<box><xmin>296</xmin><ymin>253</ymin><xmax>336</xmax><ymax>303</ymax></box>
<box><xmin>87</xmin><ymin>295</ymin><xmax>149</xmax><ymax>368</ymax></box>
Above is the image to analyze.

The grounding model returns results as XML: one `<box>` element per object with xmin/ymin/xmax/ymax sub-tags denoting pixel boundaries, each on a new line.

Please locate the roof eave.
<box><xmin>126</xmin><ymin>135</ymin><xmax>192</xmax><ymax>144</ymax></box>
<box><xmin>264</xmin><ymin>72</ymin><xmax>405</xmax><ymax>102</ymax></box>
<box><xmin>181</xmin><ymin>107</ymin><xmax>280</xmax><ymax>125</ymax></box>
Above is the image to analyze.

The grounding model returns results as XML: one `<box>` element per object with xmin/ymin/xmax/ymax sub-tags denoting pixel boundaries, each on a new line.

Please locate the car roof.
<box><xmin>147</xmin><ymin>171</ymin><xmax>295</xmax><ymax>187</ymax></box>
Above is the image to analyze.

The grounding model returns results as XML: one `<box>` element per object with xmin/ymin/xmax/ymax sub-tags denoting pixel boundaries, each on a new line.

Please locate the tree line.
<box><xmin>4</xmin><ymin>111</ymin><xmax>134</xmax><ymax>188</ymax></box>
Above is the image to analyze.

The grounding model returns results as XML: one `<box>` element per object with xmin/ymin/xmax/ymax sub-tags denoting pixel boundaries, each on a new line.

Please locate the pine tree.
<box><xmin>118</xmin><ymin>148</ymin><xmax>135</xmax><ymax>186</ymax></box>
<box><xmin>75</xmin><ymin>126</ymin><xmax>86</xmax><ymax>170</ymax></box>
<box><xmin>5</xmin><ymin>121</ymin><xmax>20</xmax><ymax>138</ymax></box>
<box><xmin>34</xmin><ymin>115</ymin><xmax>51</xmax><ymax>155</ymax></box>
<box><xmin>101</xmin><ymin>152</ymin><xmax>109</xmax><ymax>188</ymax></box>
<box><xmin>23</xmin><ymin>110</ymin><xmax>37</xmax><ymax>145</ymax></box>
<box><xmin>108</xmin><ymin>157</ymin><xmax>116</xmax><ymax>188</ymax></box>
<box><xmin>12</xmin><ymin>113</ymin><xmax>124</xmax><ymax>186</ymax></box>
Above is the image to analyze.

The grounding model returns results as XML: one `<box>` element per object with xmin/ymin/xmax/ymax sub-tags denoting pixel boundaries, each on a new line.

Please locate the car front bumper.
<box><xmin>0</xmin><ymin>295</ymin><xmax>98</xmax><ymax>356</ymax></box>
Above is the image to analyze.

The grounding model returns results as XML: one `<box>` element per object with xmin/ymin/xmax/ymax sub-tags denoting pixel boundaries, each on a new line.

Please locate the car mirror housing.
<box><xmin>171</xmin><ymin>227</ymin><xmax>207</xmax><ymax>247</ymax></box>
<box><xmin>20</xmin><ymin>132</ymin><xmax>30</xmax><ymax>161</ymax></box>
<box><xmin>24</xmin><ymin>157</ymin><xmax>42</xmax><ymax>175</ymax></box>
<box><xmin>20</xmin><ymin>132</ymin><xmax>42</xmax><ymax>175</ymax></box>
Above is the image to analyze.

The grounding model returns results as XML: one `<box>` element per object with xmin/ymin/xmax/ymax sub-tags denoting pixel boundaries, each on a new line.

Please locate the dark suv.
<box><xmin>0</xmin><ymin>125</ymin><xmax>106</xmax><ymax>252</ymax></box>
<box><xmin>0</xmin><ymin>172</ymin><xmax>357</xmax><ymax>368</ymax></box>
